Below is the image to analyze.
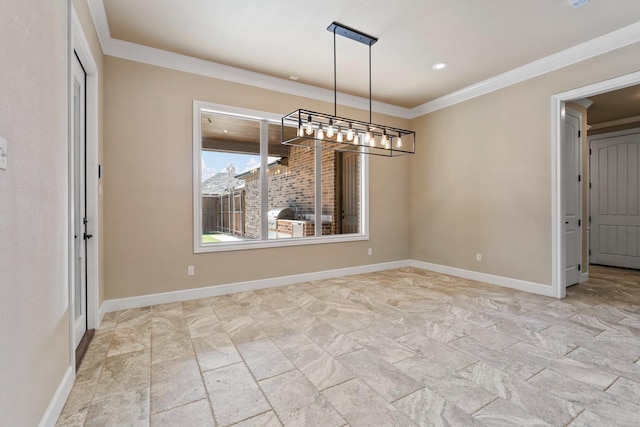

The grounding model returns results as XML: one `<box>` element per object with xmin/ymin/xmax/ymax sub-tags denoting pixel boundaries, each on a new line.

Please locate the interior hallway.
<box><xmin>57</xmin><ymin>266</ymin><xmax>640</xmax><ymax>426</ymax></box>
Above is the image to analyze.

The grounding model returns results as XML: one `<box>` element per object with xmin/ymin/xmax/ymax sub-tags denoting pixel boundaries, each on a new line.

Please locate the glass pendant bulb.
<box><xmin>298</xmin><ymin>119</ymin><xmax>304</xmax><ymax>137</ymax></box>
<box><xmin>337</xmin><ymin>127</ymin><xmax>343</xmax><ymax>143</ymax></box>
<box><xmin>327</xmin><ymin>119</ymin><xmax>334</xmax><ymax>138</ymax></box>
<box><xmin>317</xmin><ymin>124</ymin><xmax>324</xmax><ymax>140</ymax></box>
<box><xmin>396</xmin><ymin>133</ymin><xmax>403</xmax><ymax>148</ymax></box>
<box><xmin>346</xmin><ymin>123</ymin><xmax>354</xmax><ymax>141</ymax></box>
<box><xmin>305</xmin><ymin>115</ymin><xmax>313</xmax><ymax>135</ymax></box>
<box><xmin>366</xmin><ymin>128</ymin><xmax>374</xmax><ymax>146</ymax></box>
<box><xmin>354</xmin><ymin>133</ymin><xmax>359</xmax><ymax>145</ymax></box>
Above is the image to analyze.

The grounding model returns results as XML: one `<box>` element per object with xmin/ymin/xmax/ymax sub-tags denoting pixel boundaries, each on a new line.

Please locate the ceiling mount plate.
<box><xmin>327</xmin><ymin>22</ymin><xmax>378</xmax><ymax>46</ymax></box>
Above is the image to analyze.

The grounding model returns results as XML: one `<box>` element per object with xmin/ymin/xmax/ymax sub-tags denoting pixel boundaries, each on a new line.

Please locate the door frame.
<box><xmin>552</xmin><ymin>70</ymin><xmax>640</xmax><ymax>298</ymax></box>
<box><xmin>69</xmin><ymin>5</ymin><xmax>100</xmax><ymax>366</ymax></box>
<box><xmin>72</xmin><ymin>54</ymin><xmax>87</xmax><ymax>345</ymax></box>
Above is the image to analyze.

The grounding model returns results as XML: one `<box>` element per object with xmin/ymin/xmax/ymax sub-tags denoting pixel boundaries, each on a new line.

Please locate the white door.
<box><xmin>590</xmin><ymin>129</ymin><xmax>640</xmax><ymax>269</ymax></box>
<box><xmin>72</xmin><ymin>55</ymin><xmax>87</xmax><ymax>347</ymax></box>
<box><xmin>563</xmin><ymin>108</ymin><xmax>582</xmax><ymax>287</ymax></box>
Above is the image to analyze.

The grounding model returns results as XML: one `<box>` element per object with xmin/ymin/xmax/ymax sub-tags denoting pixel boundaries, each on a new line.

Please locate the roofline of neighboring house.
<box><xmin>235</xmin><ymin>160</ymin><xmax>280</xmax><ymax>179</ymax></box>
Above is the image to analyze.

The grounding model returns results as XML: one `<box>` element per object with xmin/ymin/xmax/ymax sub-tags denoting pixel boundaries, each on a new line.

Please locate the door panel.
<box><xmin>591</xmin><ymin>131</ymin><xmax>640</xmax><ymax>269</ymax></box>
<box><xmin>72</xmin><ymin>54</ymin><xmax>87</xmax><ymax>347</ymax></box>
<box><xmin>341</xmin><ymin>152</ymin><xmax>360</xmax><ymax>234</ymax></box>
<box><xmin>563</xmin><ymin>109</ymin><xmax>581</xmax><ymax>287</ymax></box>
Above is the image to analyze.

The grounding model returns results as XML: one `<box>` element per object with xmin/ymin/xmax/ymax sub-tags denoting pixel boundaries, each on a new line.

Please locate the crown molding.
<box><xmin>409</xmin><ymin>21</ymin><xmax>640</xmax><ymax>119</ymax></box>
<box><xmin>87</xmin><ymin>0</ymin><xmax>640</xmax><ymax>120</ymax></box>
<box><xmin>102</xmin><ymin>37</ymin><xmax>412</xmax><ymax>118</ymax></box>
<box><xmin>572</xmin><ymin>98</ymin><xmax>594</xmax><ymax>109</ymax></box>
<box><xmin>589</xmin><ymin>114</ymin><xmax>640</xmax><ymax>130</ymax></box>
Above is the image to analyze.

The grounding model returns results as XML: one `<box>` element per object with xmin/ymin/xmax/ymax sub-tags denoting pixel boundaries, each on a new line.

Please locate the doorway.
<box><xmin>553</xmin><ymin>70</ymin><xmax>640</xmax><ymax>298</ymax></box>
<box><xmin>70</xmin><ymin>5</ymin><xmax>100</xmax><ymax>371</ymax></box>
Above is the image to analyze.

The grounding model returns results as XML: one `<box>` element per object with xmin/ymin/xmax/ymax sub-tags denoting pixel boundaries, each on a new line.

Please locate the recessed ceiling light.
<box><xmin>569</xmin><ymin>0</ymin><xmax>589</xmax><ymax>8</ymax></box>
<box><xmin>432</xmin><ymin>62</ymin><xmax>448</xmax><ymax>70</ymax></box>
<box><xmin>289</xmin><ymin>75</ymin><xmax>299</xmax><ymax>81</ymax></box>
<box><xmin>223</xmin><ymin>130</ymin><xmax>228</xmax><ymax>133</ymax></box>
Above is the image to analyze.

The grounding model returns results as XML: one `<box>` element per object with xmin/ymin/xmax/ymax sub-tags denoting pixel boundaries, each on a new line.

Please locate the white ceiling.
<box><xmin>94</xmin><ymin>0</ymin><xmax>640</xmax><ymax>110</ymax></box>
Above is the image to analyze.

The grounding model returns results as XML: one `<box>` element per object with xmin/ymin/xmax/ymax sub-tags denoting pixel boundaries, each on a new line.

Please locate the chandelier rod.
<box><xmin>369</xmin><ymin>42</ymin><xmax>372</xmax><ymax>124</ymax></box>
<box><xmin>333</xmin><ymin>27</ymin><xmax>337</xmax><ymax>117</ymax></box>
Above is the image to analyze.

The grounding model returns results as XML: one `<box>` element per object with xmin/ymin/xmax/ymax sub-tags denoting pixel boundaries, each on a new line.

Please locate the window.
<box><xmin>193</xmin><ymin>101</ymin><xmax>368</xmax><ymax>252</ymax></box>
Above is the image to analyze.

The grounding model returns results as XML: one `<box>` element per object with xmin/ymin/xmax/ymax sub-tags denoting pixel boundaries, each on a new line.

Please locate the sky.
<box><xmin>201</xmin><ymin>151</ymin><xmax>278</xmax><ymax>182</ymax></box>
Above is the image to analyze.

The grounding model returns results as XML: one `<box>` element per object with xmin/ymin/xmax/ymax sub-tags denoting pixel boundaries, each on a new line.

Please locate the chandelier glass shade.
<box><xmin>281</xmin><ymin>22</ymin><xmax>415</xmax><ymax>157</ymax></box>
<box><xmin>282</xmin><ymin>109</ymin><xmax>415</xmax><ymax>156</ymax></box>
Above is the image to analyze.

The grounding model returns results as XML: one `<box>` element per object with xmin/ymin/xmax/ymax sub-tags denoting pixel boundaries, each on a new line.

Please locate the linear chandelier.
<box><xmin>281</xmin><ymin>22</ymin><xmax>415</xmax><ymax>157</ymax></box>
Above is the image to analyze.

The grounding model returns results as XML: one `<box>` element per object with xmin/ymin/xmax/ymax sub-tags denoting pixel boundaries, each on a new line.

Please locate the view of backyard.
<box><xmin>199</xmin><ymin>110</ymin><xmax>361</xmax><ymax>245</ymax></box>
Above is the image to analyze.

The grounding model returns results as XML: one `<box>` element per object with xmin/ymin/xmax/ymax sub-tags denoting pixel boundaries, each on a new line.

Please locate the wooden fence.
<box><xmin>202</xmin><ymin>190</ymin><xmax>245</xmax><ymax>236</ymax></box>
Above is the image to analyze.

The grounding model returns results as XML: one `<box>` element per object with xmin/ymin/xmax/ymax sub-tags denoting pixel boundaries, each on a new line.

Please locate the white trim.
<box><xmin>572</xmin><ymin>98</ymin><xmax>594</xmax><ymax>110</ymax></box>
<box><xmin>87</xmin><ymin>0</ymin><xmax>640</xmax><ymax>120</ymax></box>
<box><xmin>38</xmin><ymin>366</ymin><xmax>74</xmax><ymax>427</ymax></box>
<box><xmin>551</xmin><ymin>70</ymin><xmax>640</xmax><ymax>300</ymax></box>
<box><xmin>580</xmin><ymin>272</ymin><xmax>589</xmax><ymax>283</ymax></box>
<box><xmin>408</xmin><ymin>260</ymin><xmax>555</xmax><ymax>297</ymax></box>
<box><xmin>101</xmin><ymin>260</ymin><xmax>411</xmax><ymax>313</ymax></box>
<box><xmin>85</xmin><ymin>0</ymin><xmax>111</xmax><ymax>52</ymax></box>
<box><xmin>551</xmin><ymin>97</ymin><xmax>565</xmax><ymax>298</ymax></box>
<box><xmin>72</xmin><ymin>4</ymin><xmax>101</xmax><ymax>334</ymax></box>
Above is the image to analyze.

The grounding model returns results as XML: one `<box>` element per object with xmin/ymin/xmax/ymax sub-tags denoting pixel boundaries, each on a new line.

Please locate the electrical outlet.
<box><xmin>0</xmin><ymin>136</ymin><xmax>7</xmax><ymax>170</ymax></box>
<box><xmin>187</xmin><ymin>265</ymin><xmax>195</xmax><ymax>276</ymax></box>
<box><xmin>476</xmin><ymin>253</ymin><xmax>482</xmax><ymax>262</ymax></box>
<box><xmin>368</xmin><ymin>248</ymin><xmax>372</xmax><ymax>256</ymax></box>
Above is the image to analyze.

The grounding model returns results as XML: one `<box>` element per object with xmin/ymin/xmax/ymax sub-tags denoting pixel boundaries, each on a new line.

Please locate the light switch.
<box><xmin>0</xmin><ymin>136</ymin><xmax>7</xmax><ymax>170</ymax></box>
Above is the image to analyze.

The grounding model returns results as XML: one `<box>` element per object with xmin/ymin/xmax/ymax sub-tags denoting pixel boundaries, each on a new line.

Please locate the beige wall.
<box><xmin>410</xmin><ymin>42</ymin><xmax>640</xmax><ymax>286</ymax></box>
<box><xmin>0</xmin><ymin>1</ymin><xmax>70</xmax><ymax>425</ymax></box>
<box><xmin>103</xmin><ymin>56</ymin><xmax>410</xmax><ymax>299</ymax></box>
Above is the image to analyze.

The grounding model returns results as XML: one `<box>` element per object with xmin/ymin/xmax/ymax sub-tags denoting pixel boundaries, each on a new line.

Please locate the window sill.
<box><xmin>194</xmin><ymin>233</ymin><xmax>368</xmax><ymax>253</ymax></box>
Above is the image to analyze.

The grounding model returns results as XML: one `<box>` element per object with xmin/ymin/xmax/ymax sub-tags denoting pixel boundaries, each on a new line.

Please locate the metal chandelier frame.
<box><xmin>281</xmin><ymin>22</ymin><xmax>415</xmax><ymax>157</ymax></box>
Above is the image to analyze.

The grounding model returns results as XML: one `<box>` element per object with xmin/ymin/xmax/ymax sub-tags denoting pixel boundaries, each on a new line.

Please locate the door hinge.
<box><xmin>578</xmin><ymin>219</ymin><xmax>581</xmax><ymax>227</ymax></box>
<box><xmin>589</xmin><ymin>215</ymin><xmax>591</xmax><ymax>223</ymax></box>
<box><xmin>578</xmin><ymin>263</ymin><xmax>581</xmax><ymax>270</ymax></box>
<box><xmin>578</xmin><ymin>174</ymin><xmax>581</xmax><ymax>182</ymax></box>
<box><xmin>589</xmin><ymin>182</ymin><xmax>592</xmax><ymax>189</ymax></box>
<box><xmin>578</xmin><ymin>130</ymin><xmax>581</xmax><ymax>138</ymax></box>
<box><xmin>589</xmin><ymin>249</ymin><xmax>592</xmax><ymax>256</ymax></box>
<box><xmin>589</xmin><ymin>148</ymin><xmax>592</xmax><ymax>155</ymax></box>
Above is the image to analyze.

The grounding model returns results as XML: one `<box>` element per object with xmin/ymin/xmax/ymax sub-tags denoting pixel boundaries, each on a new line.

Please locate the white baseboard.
<box><xmin>408</xmin><ymin>260</ymin><xmax>555</xmax><ymax>297</ymax></box>
<box><xmin>98</xmin><ymin>258</ymin><xmax>560</xmax><ymax>319</ymax></box>
<box><xmin>39</xmin><ymin>366</ymin><xmax>74</xmax><ymax>427</ymax></box>
<box><xmin>580</xmin><ymin>272</ymin><xmax>589</xmax><ymax>283</ymax></box>
<box><xmin>100</xmin><ymin>260</ymin><xmax>412</xmax><ymax>314</ymax></box>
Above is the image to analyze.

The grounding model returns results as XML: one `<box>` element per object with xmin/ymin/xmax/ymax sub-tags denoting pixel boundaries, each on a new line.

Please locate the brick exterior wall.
<box><xmin>242</xmin><ymin>146</ymin><xmax>338</xmax><ymax>239</ymax></box>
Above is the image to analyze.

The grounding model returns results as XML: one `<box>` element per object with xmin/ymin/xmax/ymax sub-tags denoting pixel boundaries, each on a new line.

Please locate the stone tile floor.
<box><xmin>56</xmin><ymin>266</ymin><xmax>640</xmax><ymax>426</ymax></box>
